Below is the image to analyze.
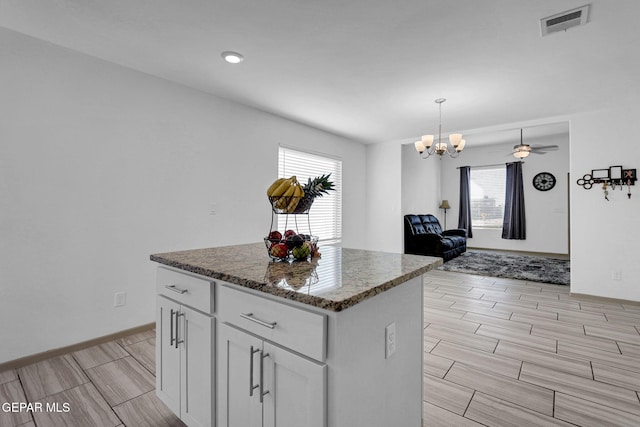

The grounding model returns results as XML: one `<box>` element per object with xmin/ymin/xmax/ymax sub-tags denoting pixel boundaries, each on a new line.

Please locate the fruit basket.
<box><xmin>264</xmin><ymin>233</ymin><xmax>319</xmax><ymax>262</ymax></box>
<box><xmin>268</xmin><ymin>196</ymin><xmax>307</xmax><ymax>214</ymax></box>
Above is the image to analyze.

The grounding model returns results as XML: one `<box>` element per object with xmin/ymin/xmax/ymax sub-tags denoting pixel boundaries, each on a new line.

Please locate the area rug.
<box><xmin>438</xmin><ymin>250</ymin><xmax>570</xmax><ymax>285</ymax></box>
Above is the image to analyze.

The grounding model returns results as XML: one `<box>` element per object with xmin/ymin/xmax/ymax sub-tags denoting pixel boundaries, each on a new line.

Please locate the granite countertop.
<box><xmin>150</xmin><ymin>242</ymin><xmax>442</xmax><ymax>312</ymax></box>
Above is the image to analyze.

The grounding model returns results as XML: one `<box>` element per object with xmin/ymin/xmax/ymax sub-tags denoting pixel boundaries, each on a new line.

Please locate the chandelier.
<box><xmin>414</xmin><ymin>98</ymin><xmax>465</xmax><ymax>159</ymax></box>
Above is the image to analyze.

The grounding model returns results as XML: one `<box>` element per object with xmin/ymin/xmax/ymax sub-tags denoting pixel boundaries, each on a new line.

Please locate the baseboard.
<box><xmin>467</xmin><ymin>247</ymin><xmax>570</xmax><ymax>260</ymax></box>
<box><xmin>0</xmin><ymin>322</ymin><xmax>155</xmax><ymax>371</ymax></box>
<box><xmin>568</xmin><ymin>292</ymin><xmax>640</xmax><ymax>307</ymax></box>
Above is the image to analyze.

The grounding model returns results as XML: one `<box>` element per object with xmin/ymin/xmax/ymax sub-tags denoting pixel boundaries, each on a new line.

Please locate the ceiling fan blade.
<box><xmin>531</xmin><ymin>145</ymin><xmax>559</xmax><ymax>151</ymax></box>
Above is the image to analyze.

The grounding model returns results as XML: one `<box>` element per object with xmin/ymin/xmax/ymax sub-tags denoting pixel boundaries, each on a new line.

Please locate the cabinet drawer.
<box><xmin>218</xmin><ymin>284</ymin><xmax>326</xmax><ymax>361</ymax></box>
<box><xmin>156</xmin><ymin>267</ymin><xmax>214</xmax><ymax>313</ymax></box>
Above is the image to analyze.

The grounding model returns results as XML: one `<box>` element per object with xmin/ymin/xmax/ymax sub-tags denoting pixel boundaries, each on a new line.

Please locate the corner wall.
<box><xmin>0</xmin><ymin>28</ymin><xmax>367</xmax><ymax>363</ymax></box>
<box><xmin>439</xmin><ymin>132</ymin><xmax>570</xmax><ymax>254</ymax></box>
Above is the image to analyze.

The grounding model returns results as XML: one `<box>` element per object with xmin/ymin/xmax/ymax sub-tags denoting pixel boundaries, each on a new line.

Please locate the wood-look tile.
<box><xmin>505</xmin><ymin>284</ymin><xmax>543</xmax><ymax>294</ymax></box>
<box><xmin>518</xmin><ymin>292</ymin><xmax>561</xmax><ymax>303</ymax></box>
<box><xmin>533</xmin><ymin>327</ymin><xmax>621</xmax><ymax>353</ymax></box>
<box><xmin>17</xmin><ymin>422</ymin><xmax>35</xmax><ymax>427</ymax></box>
<box><xmin>479</xmin><ymin>290</ymin><xmax>523</xmax><ymax>304</ymax></box>
<box><xmin>555</xmin><ymin>392</ymin><xmax>640</xmax><ymax>427</ymax></box>
<box><xmin>618</xmin><ymin>341</ymin><xmax>640</xmax><ymax>357</ymax></box>
<box><xmin>422</xmin><ymin>401</ymin><xmax>483</xmax><ymax>427</ymax></box>
<box><xmin>423</xmin><ymin>313</ymin><xmax>480</xmax><ymax>333</ymax></box>
<box><xmin>0</xmin><ymin>381</ymin><xmax>32</xmax><ymax>427</ymax></box>
<box><xmin>493</xmin><ymin>303</ymin><xmax>558</xmax><ymax>320</ymax></box>
<box><xmin>0</xmin><ymin>369</ymin><xmax>17</xmax><ymax>385</ymax></box>
<box><xmin>579</xmin><ymin>301</ymin><xmax>626</xmax><ymax>312</ymax></box>
<box><xmin>423</xmin><ymin>374</ymin><xmax>474</xmax><ymax>415</ymax></box>
<box><xmin>425</xmin><ymin>324</ymin><xmax>498</xmax><ymax>352</ymax></box>
<box><xmin>557</xmin><ymin>341</ymin><xmax>640</xmax><ymax>374</ymax></box>
<box><xmin>495</xmin><ymin>341</ymin><xmax>592</xmax><ymax>378</ymax></box>
<box><xmin>125</xmin><ymin>338</ymin><xmax>156</xmax><ymax>375</ymax></box>
<box><xmin>604</xmin><ymin>312</ymin><xmax>640</xmax><ymax>326</ymax></box>
<box><xmin>621</xmin><ymin>304</ymin><xmax>640</xmax><ymax>313</ymax></box>
<box><xmin>113</xmin><ymin>391</ymin><xmax>186</xmax><ymax>427</ymax></box>
<box><xmin>584</xmin><ymin>324</ymin><xmax>640</xmax><ymax>345</ymax></box>
<box><xmin>519</xmin><ymin>362</ymin><xmax>640</xmax><ymax>415</ymax></box>
<box><xmin>444</xmin><ymin>298</ymin><xmax>495</xmax><ymax>309</ymax></box>
<box><xmin>423</xmin><ymin>297</ymin><xmax>454</xmax><ymax>308</ymax></box>
<box><xmin>431</xmin><ymin>341</ymin><xmax>521</xmax><ymax>379</ymax></box>
<box><xmin>463</xmin><ymin>312</ymin><xmax>532</xmax><ymax>333</ymax></box>
<box><xmin>85</xmin><ymin>356</ymin><xmax>155</xmax><ymax>406</ymax></box>
<box><xmin>444</xmin><ymin>363</ymin><xmax>554</xmax><ymax>416</ymax></box>
<box><xmin>592</xmin><ymin>362</ymin><xmax>640</xmax><ymax>392</ymax></box>
<box><xmin>450</xmin><ymin>302</ymin><xmax>513</xmax><ymax>319</ymax></box>
<box><xmin>72</xmin><ymin>341</ymin><xmax>129</xmax><ymax>369</ymax></box>
<box><xmin>476</xmin><ymin>325</ymin><xmax>557</xmax><ymax>352</ymax></box>
<box><xmin>532</xmin><ymin>299</ymin><xmax>580</xmax><ymax>311</ymax></box>
<box><xmin>511</xmin><ymin>313</ymin><xmax>586</xmax><ymax>336</ymax></box>
<box><xmin>116</xmin><ymin>329</ymin><xmax>155</xmax><ymax>347</ymax></box>
<box><xmin>557</xmin><ymin>312</ymin><xmax>611</xmax><ymax>326</ymax></box>
<box><xmin>32</xmin><ymin>383</ymin><xmax>120</xmax><ymax>427</ymax></box>
<box><xmin>465</xmin><ymin>392</ymin><xmax>573</xmax><ymax>427</ymax></box>
<box><xmin>424</xmin><ymin>335</ymin><xmax>440</xmax><ymax>352</ymax></box>
<box><xmin>18</xmin><ymin>354</ymin><xmax>89</xmax><ymax>401</ymax></box>
<box><xmin>423</xmin><ymin>306</ymin><xmax>466</xmax><ymax>320</ymax></box>
<box><xmin>424</xmin><ymin>353</ymin><xmax>454</xmax><ymax>378</ymax></box>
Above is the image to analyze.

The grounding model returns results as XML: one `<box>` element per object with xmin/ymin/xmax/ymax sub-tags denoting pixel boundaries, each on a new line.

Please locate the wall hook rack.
<box><xmin>577</xmin><ymin>166</ymin><xmax>636</xmax><ymax>199</ymax></box>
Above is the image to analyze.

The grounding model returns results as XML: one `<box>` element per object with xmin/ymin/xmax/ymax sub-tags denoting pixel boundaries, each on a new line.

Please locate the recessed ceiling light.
<box><xmin>221</xmin><ymin>51</ymin><xmax>244</xmax><ymax>64</ymax></box>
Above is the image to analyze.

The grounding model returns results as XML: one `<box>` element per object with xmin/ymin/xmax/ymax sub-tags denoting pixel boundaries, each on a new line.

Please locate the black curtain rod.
<box><xmin>456</xmin><ymin>161</ymin><xmax>524</xmax><ymax>170</ymax></box>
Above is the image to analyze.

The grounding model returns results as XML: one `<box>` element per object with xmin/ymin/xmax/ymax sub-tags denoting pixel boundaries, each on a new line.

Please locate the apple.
<box><xmin>268</xmin><ymin>230</ymin><xmax>282</xmax><ymax>241</ymax></box>
<box><xmin>292</xmin><ymin>244</ymin><xmax>311</xmax><ymax>260</ymax></box>
<box><xmin>284</xmin><ymin>229</ymin><xmax>297</xmax><ymax>238</ymax></box>
<box><xmin>286</xmin><ymin>234</ymin><xmax>304</xmax><ymax>249</ymax></box>
<box><xmin>270</xmin><ymin>243</ymin><xmax>288</xmax><ymax>259</ymax></box>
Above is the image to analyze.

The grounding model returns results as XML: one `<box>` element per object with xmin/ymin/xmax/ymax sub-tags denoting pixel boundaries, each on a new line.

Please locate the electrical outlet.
<box><xmin>114</xmin><ymin>292</ymin><xmax>127</xmax><ymax>307</ymax></box>
<box><xmin>385</xmin><ymin>322</ymin><xmax>396</xmax><ymax>359</ymax></box>
<box><xmin>612</xmin><ymin>271</ymin><xmax>622</xmax><ymax>281</ymax></box>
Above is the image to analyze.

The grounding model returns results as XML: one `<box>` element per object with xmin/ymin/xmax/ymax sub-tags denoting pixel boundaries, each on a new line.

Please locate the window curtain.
<box><xmin>502</xmin><ymin>161</ymin><xmax>526</xmax><ymax>240</ymax></box>
<box><xmin>457</xmin><ymin>166</ymin><xmax>473</xmax><ymax>238</ymax></box>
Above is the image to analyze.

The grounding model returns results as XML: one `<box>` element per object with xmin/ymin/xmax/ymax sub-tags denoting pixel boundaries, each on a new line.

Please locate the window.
<box><xmin>278</xmin><ymin>147</ymin><xmax>342</xmax><ymax>244</ymax></box>
<box><xmin>470</xmin><ymin>166</ymin><xmax>505</xmax><ymax>228</ymax></box>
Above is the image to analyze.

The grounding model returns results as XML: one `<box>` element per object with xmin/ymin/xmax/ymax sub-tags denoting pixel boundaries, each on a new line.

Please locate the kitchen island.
<box><xmin>151</xmin><ymin>243</ymin><xmax>442</xmax><ymax>427</ymax></box>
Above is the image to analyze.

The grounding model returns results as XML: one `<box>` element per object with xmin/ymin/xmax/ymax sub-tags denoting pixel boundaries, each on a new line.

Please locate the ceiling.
<box><xmin>1</xmin><ymin>0</ymin><xmax>638</xmax><ymax>144</ymax></box>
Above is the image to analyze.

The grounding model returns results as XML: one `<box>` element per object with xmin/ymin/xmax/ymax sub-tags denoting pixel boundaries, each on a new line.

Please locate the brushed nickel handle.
<box><xmin>240</xmin><ymin>313</ymin><xmax>277</xmax><ymax>329</ymax></box>
<box><xmin>165</xmin><ymin>284</ymin><xmax>188</xmax><ymax>294</ymax></box>
<box><xmin>249</xmin><ymin>346</ymin><xmax>260</xmax><ymax>397</ymax></box>
<box><xmin>260</xmin><ymin>351</ymin><xmax>270</xmax><ymax>403</ymax></box>
<box><xmin>169</xmin><ymin>309</ymin><xmax>175</xmax><ymax>346</ymax></box>
<box><xmin>175</xmin><ymin>312</ymin><xmax>184</xmax><ymax>348</ymax></box>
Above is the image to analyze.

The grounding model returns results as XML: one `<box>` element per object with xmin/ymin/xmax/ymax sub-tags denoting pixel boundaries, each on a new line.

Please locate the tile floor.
<box><xmin>1</xmin><ymin>270</ymin><xmax>639</xmax><ymax>426</ymax></box>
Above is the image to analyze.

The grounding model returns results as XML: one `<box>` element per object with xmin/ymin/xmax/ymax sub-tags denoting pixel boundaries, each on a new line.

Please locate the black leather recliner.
<box><xmin>403</xmin><ymin>214</ymin><xmax>467</xmax><ymax>261</ymax></box>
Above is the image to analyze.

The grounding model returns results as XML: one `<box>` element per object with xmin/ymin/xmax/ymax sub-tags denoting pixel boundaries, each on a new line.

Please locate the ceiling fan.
<box><xmin>511</xmin><ymin>129</ymin><xmax>559</xmax><ymax>158</ymax></box>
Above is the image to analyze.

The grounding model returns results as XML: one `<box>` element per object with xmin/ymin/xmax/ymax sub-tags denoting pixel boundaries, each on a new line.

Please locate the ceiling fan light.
<box><xmin>449</xmin><ymin>133</ymin><xmax>462</xmax><ymax>147</ymax></box>
<box><xmin>414</xmin><ymin>141</ymin><xmax>425</xmax><ymax>153</ymax></box>
<box><xmin>514</xmin><ymin>150</ymin><xmax>530</xmax><ymax>159</ymax></box>
<box><xmin>421</xmin><ymin>135</ymin><xmax>434</xmax><ymax>148</ymax></box>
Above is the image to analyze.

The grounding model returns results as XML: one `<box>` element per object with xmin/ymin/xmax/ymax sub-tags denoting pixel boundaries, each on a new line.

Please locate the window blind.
<box><xmin>470</xmin><ymin>166</ymin><xmax>506</xmax><ymax>228</ymax></box>
<box><xmin>278</xmin><ymin>147</ymin><xmax>342</xmax><ymax>244</ymax></box>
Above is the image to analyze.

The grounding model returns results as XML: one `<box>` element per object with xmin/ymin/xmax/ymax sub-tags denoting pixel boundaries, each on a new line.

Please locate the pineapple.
<box><xmin>293</xmin><ymin>173</ymin><xmax>335</xmax><ymax>213</ymax></box>
<box><xmin>302</xmin><ymin>173</ymin><xmax>335</xmax><ymax>199</ymax></box>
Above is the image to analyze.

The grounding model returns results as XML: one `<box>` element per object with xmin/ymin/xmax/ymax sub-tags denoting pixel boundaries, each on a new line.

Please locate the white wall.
<box><xmin>365</xmin><ymin>141</ymin><xmax>403</xmax><ymax>253</ymax></box>
<box><xmin>0</xmin><ymin>28</ymin><xmax>366</xmax><ymax>363</ymax></box>
<box><xmin>570</xmin><ymin>105</ymin><xmax>640</xmax><ymax>301</ymax></box>
<box><xmin>439</xmin><ymin>132</ymin><xmax>570</xmax><ymax>254</ymax></box>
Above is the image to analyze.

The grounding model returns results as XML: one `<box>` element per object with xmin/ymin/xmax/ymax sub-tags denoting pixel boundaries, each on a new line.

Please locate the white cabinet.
<box><xmin>156</xmin><ymin>268</ymin><xmax>214</xmax><ymax>427</ymax></box>
<box><xmin>217</xmin><ymin>322</ymin><xmax>326</xmax><ymax>427</ymax></box>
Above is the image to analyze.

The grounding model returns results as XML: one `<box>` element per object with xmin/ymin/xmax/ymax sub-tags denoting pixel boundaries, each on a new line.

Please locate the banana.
<box><xmin>285</xmin><ymin>186</ymin><xmax>301</xmax><ymax>212</ymax></box>
<box><xmin>275</xmin><ymin>184</ymin><xmax>297</xmax><ymax>209</ymax></box>
<box><xmin>270</xmin><ymin>178</ymin><xmax>293</xmax><ymax>197</ymax></box>
<box><xmin>266</xmin><ymin>178</ymin><xmax>287</xmax><ymax>196</ymax></box>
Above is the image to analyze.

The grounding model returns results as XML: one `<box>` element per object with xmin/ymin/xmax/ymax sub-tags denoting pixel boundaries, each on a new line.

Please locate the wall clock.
<box><xmin>533</xmin><ymin>172</ymin><xmax>556</xmax><ymax>191</ymax></box>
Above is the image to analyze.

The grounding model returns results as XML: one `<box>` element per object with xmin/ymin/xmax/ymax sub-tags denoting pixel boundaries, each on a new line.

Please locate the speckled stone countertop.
<box><xmin>150</xmin><ymin>243</ymin><xmax>442</xmax><ymax>312</ymax></box>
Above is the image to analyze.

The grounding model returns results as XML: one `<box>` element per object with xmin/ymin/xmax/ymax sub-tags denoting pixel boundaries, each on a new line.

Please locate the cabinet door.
<box><xmin>156</xmin><ymin>296</ymin><xmax>181</xmax><ymax>416</ymax></box>
<box><xmin>262</xmin><ymin>342</ymin><xmax>326</xmax><ymax>427</ymax></box>
<box><xmin>180</xmin><ymin>305</ymin><xmax>214</xmax><ymax>427</ymax></box>
<box><xmin>218</xmin><ymin>323</ymin><xmax>263</xmax><ymax>427</ymax></box>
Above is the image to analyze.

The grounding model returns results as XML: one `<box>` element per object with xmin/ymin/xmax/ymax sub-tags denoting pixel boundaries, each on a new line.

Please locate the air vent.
<box><xmin>540</xmin><ymin>4</ymin><xmax>590</xmax><ymax>36</ymax></box>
